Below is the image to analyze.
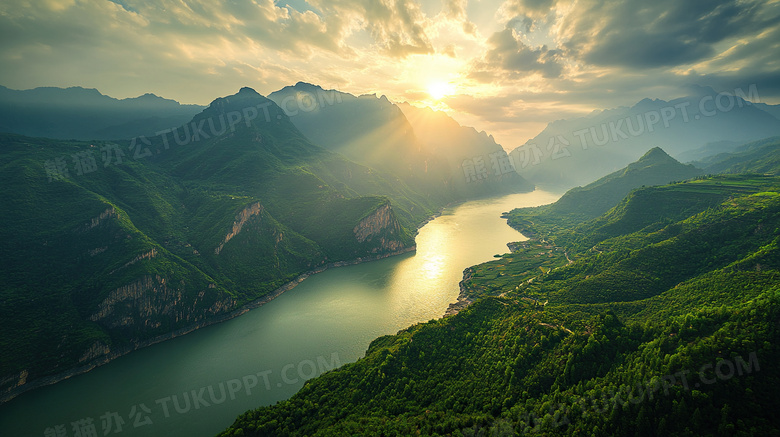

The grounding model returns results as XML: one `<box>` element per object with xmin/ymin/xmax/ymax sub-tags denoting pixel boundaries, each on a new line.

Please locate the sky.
<box><xmin>1</xmin><ymin>0</ymin><xmax>779</xmax><ymax>148</ymax></box>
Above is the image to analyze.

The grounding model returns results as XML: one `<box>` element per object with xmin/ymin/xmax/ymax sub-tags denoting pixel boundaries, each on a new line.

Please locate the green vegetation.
<box><xmin>505</xmin><ymin>147</ymin><xmax>701</xmax><ymax>239</ymax></box>
<box><xmin>220</xmin><ymin>159</ymin><xmax>780</xmax><ymax>435</ymax></box>
<box><xmin>0</xmin><ymin>87</ymin><xmax>492</xmax><ymax>397</ymax></box>
<box><xmin>697</xmin><ymin>136</ymin><xmax>780</xmax><ymax>175</ymax></box>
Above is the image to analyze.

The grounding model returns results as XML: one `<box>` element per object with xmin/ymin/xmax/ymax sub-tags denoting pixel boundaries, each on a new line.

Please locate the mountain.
<box><xmin>545</xmin><ymin>147</ymin><xmax>701</xmax><ymax>217</ymax></box>
<box><xmin>695</xmin><ymin>136</ymin><xmax>780</xmax><ymax>175</ymax></box>
<box><xmin>268</xmin><ymin>83</ymin><xmax>532</xmax><ymax>199</ymax></box>
<box><xmin>220</xmin><ymin>173</ymin><xmax>780</xmax><ymax>436</ymax></box>
<box><xmin>509</xmin><ymin>86</ymin><xmax>780</xmax><ymax>189</ymax></box>
<box><xmin>0</xmin><ymin>85</ymin><xmax>203</xmax><ymax>140</ymax></box>
<box><xmin>398</xmin><ymin>102</ymin><xmax>533</xmax><ymax>197</ymax></box>
<box><xmin>504</xmin><ymin>147</ymin><xmax>702</xmax><ymax>238</ymax></box>
<box><xmin>268</xmin><ymin>83</ymin><xmax>430</xmax><ymax>181</ymax></box>
<box><xmin>0</xmin><ymin>87</ymin><xmax>445</xmax><ymax>402</ymax></box>
<box><xmin>674</xmin><ymin>140</ymin><xmax>745</xmax><ymax>163</ymax></box>
<box><xmin>754</xmin><ymin>102</ymin><xmax>780</xmax><ymax>120</ymax></box>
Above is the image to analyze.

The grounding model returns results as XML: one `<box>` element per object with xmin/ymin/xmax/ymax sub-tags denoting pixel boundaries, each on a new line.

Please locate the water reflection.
<box><xmin>0</xmin><ymin>190</ymin><xmax>561</xmax><ymax>437</ymax></box>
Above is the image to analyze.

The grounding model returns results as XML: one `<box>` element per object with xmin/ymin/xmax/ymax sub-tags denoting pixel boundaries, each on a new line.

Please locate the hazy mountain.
<box><xmin>269</xmin><ymin>82</ymin><xmax>532</xmax><ymax>199</ymax></box>
<box><xmin>547</xmin><ymin>147</ymin><xmax>702</xmax><ymax>217</ymax></box>
<box><xmin>509</xmin><ymin>86</ymin><xmax>780</xmax><ymax>189</ymax></box>
<box><xmin>0</xmin><ymin>85</ymin><xmax>203</xmax><ymax>140</ymax></box>
<box><xmin>398</xmin><ymin>102</ymin><xmax>533</xmax><ymax>197</ymax></box>
<box><xmin>268</xmin><ymin>83</ymin><xmax>434</xmax><ymax>183</ymax></box>
<box><xmin>0</xmin><ymin>87</ymin><xmax>447</xmax><ymax>402</ymax></box>
<box><xmin>504</xmin><ymin>147</ymin><xmax>703</xmax><ymax>238</ymax></box>
<box><xmin>674</xmin><ymin>140</ymin><xmax>745</xmax><ymax>163</ymax></box>
<box><xmin>754</xmin><ymin>102</ymin><xmax>780</xmax><ymax>120</ymax></box>
<box><xmin>696</xmin><ymin>136</ymin><xmax>780</xmax><ymax>175</ymax></box>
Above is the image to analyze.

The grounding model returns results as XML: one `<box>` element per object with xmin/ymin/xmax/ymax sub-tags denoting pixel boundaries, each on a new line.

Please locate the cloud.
<box><xmin>307</xmin><ymin>0</ymin><xmax>434</xmax><ymax>57</ymax></box>
<box><xmin>469</xmin><ymin>26</ymin><xmax>563</xmax><ymax>80</ymax></box>
<box><xmin>442</xmin><ymin>0</ymin><xmax>478</xmax><ymax>34</ymax></box>
<box><xmin>499</xmin><ymin>0</ymin><xmax>556</xmax><ymax>19</ymax></box>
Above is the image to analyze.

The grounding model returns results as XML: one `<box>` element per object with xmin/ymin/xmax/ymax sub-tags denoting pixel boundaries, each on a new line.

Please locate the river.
<box><xmin>0</xmin><ymin>190</ymin><xmax>558</xmax><ymax>437</ymax></box>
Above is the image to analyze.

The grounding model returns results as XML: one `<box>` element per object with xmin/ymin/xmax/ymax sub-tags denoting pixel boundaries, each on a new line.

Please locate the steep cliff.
<box><xmin>353</xmin><ymin>203</ymin><xmax>406</xmax><ymax>253</ymax></box>
<box><xmin>89</xmin><ymin>274</ymin><xmax>235</xmax><ymax>330</ymax></box>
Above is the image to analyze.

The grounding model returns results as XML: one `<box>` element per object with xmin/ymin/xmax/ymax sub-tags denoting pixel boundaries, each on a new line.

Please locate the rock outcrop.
<box><xmin>82</xmin><ymin>206</ymin><xmax>117</xmax><ymax>232</ymax></box>
<box><xmin>215</xmin><ymin>202</ymin><xmax>263</xmax><ymax>254</ymax></box>
<box><xmin>89</xmin><ymin>275</ymin><xmax>236</xmax><ymax>330</ymax></box>
<box><xmin>353</xmin><ymin>203</ymin><xmax>406</xmax><ymax>253</ymax></box>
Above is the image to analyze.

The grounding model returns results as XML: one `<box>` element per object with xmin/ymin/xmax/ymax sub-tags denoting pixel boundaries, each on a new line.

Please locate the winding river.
<box><xmin>0</xmin><ymin>190</ymin><xmax>558</xmax><ymax>437</ymax></box>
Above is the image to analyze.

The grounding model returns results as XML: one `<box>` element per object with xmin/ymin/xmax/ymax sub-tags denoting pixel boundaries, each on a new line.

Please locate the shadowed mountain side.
<box><xmin>268</xmin><ymin>83</ymin><xmax>436</xmax><ymax>184</ymax></box>
<box><xmin>0</xmin><ymin>87</ymin><xmax>448</xmax><ymax>402</ymax></box>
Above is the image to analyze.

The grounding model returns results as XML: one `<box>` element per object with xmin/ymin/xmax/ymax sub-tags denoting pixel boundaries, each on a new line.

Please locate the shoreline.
<box><xmin>443</xmin><ymin>232</ymin><xmax>533</xmax><ymax>318</ymax></box>
<box><xmin>443</xmin><ymin>267</ymin><xmax>476</xmax><ymax>317</ymax></box>
<box><xmin>2</xmin><ymin>193</ymin><xmax>527</xmax><ymax>404</ymax></box>
<box><xmin>0</xmin><ymin>210</ymin><xmax>445</xmax><ymax>405</ymax></box>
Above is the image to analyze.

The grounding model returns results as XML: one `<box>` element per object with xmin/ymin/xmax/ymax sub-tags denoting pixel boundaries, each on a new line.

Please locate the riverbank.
<box><xmin>443</xmin><ymin>266</ymin><xmax>476</xmax><ymax>317</ymax></box>
<box><xmin>0</xmin><ymin>197</ymin><xmax>525</xmax><ymax>404</ymax></box>
<box><xmin>0</xmin><ymin>244</ymin><xmax>419</xmax><ymax>405</ymax></box>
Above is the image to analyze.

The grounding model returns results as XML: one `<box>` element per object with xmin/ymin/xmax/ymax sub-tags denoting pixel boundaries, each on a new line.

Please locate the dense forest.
<box><xmin>220</xmin><ymin>144</ymin><xmax>780</xmax><ymax>436</ymax></box>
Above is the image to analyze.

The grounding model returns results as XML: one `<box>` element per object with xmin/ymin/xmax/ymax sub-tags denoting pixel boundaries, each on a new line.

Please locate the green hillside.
<box><xmin>505</xmin><ymin>147</ymin><xmax>702</xmax><ymax>239</ymax></box>
<box><xmin>219</xmin><ymin>174</ymin><xmax>780</xmax><ymax>436</ymax></box>
<box><xmin>697</xmin><ymin>137</ymin><xmax>780</xmax><ymax>175</ymax></box>
<box><xmin>0</xmin><ymin>88</ymin><xmax>450</xmax><ymax>401</ymax></box>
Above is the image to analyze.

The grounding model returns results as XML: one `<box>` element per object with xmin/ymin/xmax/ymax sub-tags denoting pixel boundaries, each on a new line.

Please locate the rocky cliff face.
<box><xmin>353</xmin><ymin>203</ymin><xmax>406</xmax><ymax>253</ymax></box>
<box><xmin>89</xmin><ymin>275</ymin><xmax>236</xmax><ymax>330</ymax></box>
<box><xmin>215</xmin><ymin>202</ymin><xmax>263</xmax><ymax>254</ymax></box>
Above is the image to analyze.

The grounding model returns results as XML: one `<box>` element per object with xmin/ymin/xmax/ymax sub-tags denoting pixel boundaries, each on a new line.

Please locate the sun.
<box><xmin>427</xmin><ymin>81</ymin><xmax>455</xmax><ymax>100</ymax></box>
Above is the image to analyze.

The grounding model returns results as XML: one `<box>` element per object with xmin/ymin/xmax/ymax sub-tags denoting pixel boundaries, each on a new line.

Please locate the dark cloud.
<box><xmin>560</xmin><ymin>0</ymin><xmax>778</xmax><ymax>69</ymax></box>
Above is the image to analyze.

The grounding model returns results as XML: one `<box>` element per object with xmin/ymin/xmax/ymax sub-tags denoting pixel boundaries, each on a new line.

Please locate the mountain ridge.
<box><xmin>509</xmin><ymin>89</ymin><xmax>780</xmax><ymax>189</ymax></box>
<box><xmin>0</xmin><ymin>86</ymin><xmax>453</xmax><ymax>402</ymax></box>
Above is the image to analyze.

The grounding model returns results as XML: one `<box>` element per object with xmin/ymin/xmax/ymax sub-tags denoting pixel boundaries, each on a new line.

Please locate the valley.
<box><xmin>1</xmin><ymin>80</ymin><xmax>779</xmax><ymax>437</ymax></box>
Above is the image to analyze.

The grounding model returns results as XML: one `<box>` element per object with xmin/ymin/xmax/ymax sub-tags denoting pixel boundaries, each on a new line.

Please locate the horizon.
<box><xmin>2</xmin><ymin>0</ymin><xmax>779</xmax><ymax>148</ymax></box>
<box><xmin>0</xmin><ymin>80</ymin><xmax>771</xmax><ymax>153</ymax></box>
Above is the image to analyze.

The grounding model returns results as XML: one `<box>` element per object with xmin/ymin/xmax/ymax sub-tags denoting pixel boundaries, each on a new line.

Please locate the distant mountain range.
<box><xmin>0</xmin><ymin>85</ymin><xmax>204</xmax><ymax>140</ymax></box>
<box><xmin>509</xmin><ymin>86</ymin><xmax>780</xmax><ymax>189</ymax></box>
<box><xmin>0</xmin><ymin>83</ymin><xmax>533</xmax><ymax>198</ymax></box>
<box><xmin>694</xmin><ymin>136</ymin><xmax>780</xmax><ymax>175</ymax></box>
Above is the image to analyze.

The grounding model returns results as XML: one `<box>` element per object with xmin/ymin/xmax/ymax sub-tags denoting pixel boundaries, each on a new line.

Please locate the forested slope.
<box><xmin>220</xmin><ymin>173</ymin><xmax>780</xmax><ymax>436</ymax></box>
